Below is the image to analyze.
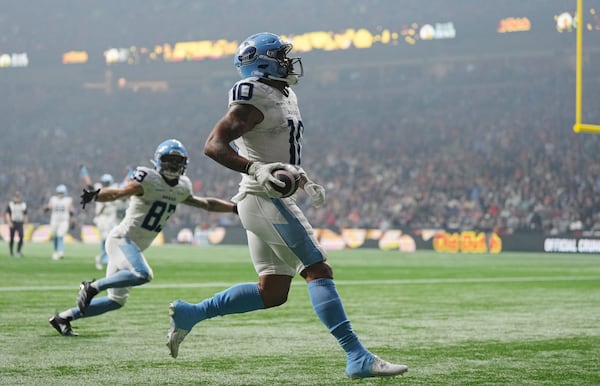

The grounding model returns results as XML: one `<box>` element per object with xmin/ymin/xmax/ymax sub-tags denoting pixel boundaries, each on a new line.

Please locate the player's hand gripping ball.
<box><xmin>270</xmin><ymin>168</ymin><xmax>300</xmax><ymax>198</ymax></box>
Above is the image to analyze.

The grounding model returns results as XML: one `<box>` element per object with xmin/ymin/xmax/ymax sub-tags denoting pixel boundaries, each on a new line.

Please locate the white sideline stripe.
<box><xmin>1</xmin><ymin>276</ymin><xmax>599</xmax><ymax>292</ymax></box>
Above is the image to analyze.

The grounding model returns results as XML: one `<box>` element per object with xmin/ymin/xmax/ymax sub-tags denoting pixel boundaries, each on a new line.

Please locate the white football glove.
<box><xmin>295</xmin><ymin>167</ymin><xmax>326</xmax><ymax>208</ymax></box>
<box><xmin>247</xmin><ymin>161</ymin><xmax>286</xmax><ymax>197</ymax></box>
<box><xmin>304</xmin><ymin>181</ymin><xmax>326</xmax><ymax>208</ymax></box>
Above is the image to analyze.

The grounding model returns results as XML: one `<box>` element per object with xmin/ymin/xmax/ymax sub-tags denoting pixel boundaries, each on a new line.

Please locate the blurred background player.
<box><xmin>166</xmin><ymin>32</ymin><xmax>407</xmax><ymax>380</ymax></box>
<box><xmin>44</xmin><ymin>184</ymin><xmax>74</xmax><ymax>260</ymax></box>
<box><xmin>48</xmin><ymin>139</ymin><xmax>237</xmax><ymax>337</ymax></box>
<box><xmin>5</xmin><ymin>191</ymin><xmax>28</xmax><ymax>257</ymax></box>
<box><xmin>93</xmin><ymin>173</ymin><xmax>120</xmax><ymax>270</ymax></box>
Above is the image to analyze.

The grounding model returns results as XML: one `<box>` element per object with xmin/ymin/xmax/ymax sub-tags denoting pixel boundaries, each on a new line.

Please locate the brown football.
<box><xmin>270</xmin><ymin>168</ymin><xmax>300</xmax><ymax>198</ymax></box>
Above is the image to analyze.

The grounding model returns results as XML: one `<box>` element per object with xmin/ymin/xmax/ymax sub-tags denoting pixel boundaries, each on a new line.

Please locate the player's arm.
<box><xmin>43</xmin><ymin>201</ymin><xmax>51</xmax><ymax>212</ymax></box>
<box><xmin>204</xmin><ymin>103</ymin><xmax>263</xmax><ymax>173</ymax></box>
<box><xmin>4</xmin><ymin>208</ymin><xmax>12</xmax><ymax>227</ymax></box>
<box><xmin>80</xmin><ymin>180</ymin><xmax>142</xmax><ymax>209</ymax></box>
<box><xmin>80</xmin><ymin>165</ymin><xmax>93</xmax><ymax>190</ymax></box>
<box><xmin>182</xmin><ymin>195</ymin><xmax>238</xmax><ymax>214</ymax></box>
<box><xmin>96</xmin><ymin>180</ymin><xmax>143</xmax><ymax>202</ymax></box>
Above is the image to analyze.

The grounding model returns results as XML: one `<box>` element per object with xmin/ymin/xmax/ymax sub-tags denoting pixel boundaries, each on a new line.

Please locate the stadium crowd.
<box><xmin>2</xmin><ymin>47</ymin><xmax>600</xmax><ymax>241</ymax></box>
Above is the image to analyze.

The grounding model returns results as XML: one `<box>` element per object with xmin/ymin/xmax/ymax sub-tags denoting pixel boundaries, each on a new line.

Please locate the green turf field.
<box><xmin>0</xmin><ymin>242</ymin><xmax>598</xmax><ymax>385</ymax></box>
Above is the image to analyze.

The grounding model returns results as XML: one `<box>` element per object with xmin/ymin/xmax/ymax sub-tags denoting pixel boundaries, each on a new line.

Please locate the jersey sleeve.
<box><xmin>228</xmin><ymin>78</ymin><xmax>272</xmax><ymax>116</ymax></box>
<box><xmin>179</xmin><ymin>176</ymin><xmax>194</xmax><ymax>196</ymax></box>
<box><xmin>134</xmin><ymin>166</ymin><xmax>161</xmax><ymax>195</ymax></box>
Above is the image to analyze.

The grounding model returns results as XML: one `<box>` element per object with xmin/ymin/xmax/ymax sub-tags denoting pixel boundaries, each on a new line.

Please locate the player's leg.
<box><xmin>301</xmin><ymin>262</ymin><xmax>371</xmax><ymax>374</ymax></box>
<box><xmin>54</xmin><ymin>221</ymin><xmax>69</xmax><ymax>259</ymax></box>
<box><xmin>8</xmin><ymin>226</ymin><xmax>15</xmax><ymax>256</ymax></box>
<box><xmin>101</xmin><ymin>239</ymin><xmax>109</xmax><ymax>264</ymax></box>
<box><xmin>49</xmin><ymin>292</ymin><xmax>124</xmax><ymax>336</ymax></box>
<box><xmin>167</xmin><ymin>267</ymin><xmax>269</xmax><ymax>358</ymax></box>
<box><xmin>49</xmin><ymin>294</ymin><xmax>123</xmax><ymax>336</ymax></box>
<box><xmin>96</xmin><ymin>237</ymin><xmax>153</xmax><ymax>288</ymax></box>
<box><xmin>302</xmin><ymin>263</ymin><xmax>406</xmax><ymax>378</ymax></box>
<box><xmin>168</xmin><ymin>195</ymin><xmax>298</xmax><ymax>357</ymax></box>
<box><xmin>273</xmin><ymin>198</ymin><xmax>407</xmax><ymax>379</ymax></box>
<box><xmin>95</xmin><ymin>239</ymin><xmax>107</xmax><ymax>270</ymax></box>
<box><xmin>50</xmin><ymin>222</ymin><xmax>59</xmax><ymax>259</ymax></box>
<box><xmin>16</xmin><ymin>222</ymin><xmax>24</xmax><ymax>256</ymax></box>
<box><xmin>169</xmin><ymin>229</ymin><xmax>277</xmax><ymax>330</ymax></box>
<box><xmin>170</xmin><ymin>231</ymin><xmax>289</xmax><ymax>331</ymax></box>
<box><xmin>267</xmin><ymin>200</ymin><xmax>374</xmax><ymax>374</ymax></box>
<box><xmin>50</xmin><ymin>260</ymin><xmax>126</xmax><ymax>336</ymax></box>
<box><xmin>77</xmin><ymin>236</ymin><xmax>152</xmax><ymax>313</ymax></box>
<box><xmin>170</xmin><ymin>194</ymin><xmax>300</xmax><ymax>324</ymax></box>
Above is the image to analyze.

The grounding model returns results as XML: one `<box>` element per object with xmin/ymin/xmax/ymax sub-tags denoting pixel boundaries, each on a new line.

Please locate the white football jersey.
<box><xmin>7</xmin><ymin>201</ymin><xmax>27</xmax><ymax>222</ymax></box>
<box><xmin>110</xmin><ymin>166</ymin><xmax>193</xmax><ymax>251</ymax></box>
<box><xmin>229</xmin><ymin>77</ymin><xmax>303</xmax><ymax>194</ymax></box>
<box><xmin>48</xmin><ymin>195</ymin><xmax>73</xmax><ymax>223</ymax></box>
<box><xmin>94</xmin><ymin>188</ymin><xmax>120</xmax><ymax>238</ymax></box>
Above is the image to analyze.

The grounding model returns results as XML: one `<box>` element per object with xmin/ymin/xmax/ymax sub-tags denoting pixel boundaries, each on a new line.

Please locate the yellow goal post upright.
<box><xmin>573</xmin><ymin>0</ymin><xmax>600</xmax><ymax>133</ymax></box>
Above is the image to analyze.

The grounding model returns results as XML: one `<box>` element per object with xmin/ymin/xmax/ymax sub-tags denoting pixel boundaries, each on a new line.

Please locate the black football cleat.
<box><xmin>49</xmin><ymin>314</ymin><xmax>78</xmax><ymax>336</ymax></box>
<box><xmin>76</xmin><ymin>280</ymin><xmax>99</xmax><ymax>314</ymax></box>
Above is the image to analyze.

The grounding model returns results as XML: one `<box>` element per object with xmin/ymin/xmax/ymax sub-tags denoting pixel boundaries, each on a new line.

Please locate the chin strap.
<box><xmin>252</xmin><ymin>70</ymin><xmax>299</xmax><ymax>86</ymax></box>
<box><xmin>269</xmin><ymin>74</ymin><xmax>299</xmax><ymax>85</ymax></box>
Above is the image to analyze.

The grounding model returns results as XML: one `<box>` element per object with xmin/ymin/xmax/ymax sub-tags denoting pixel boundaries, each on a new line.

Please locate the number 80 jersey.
<box><xmin>109</xmin><ymin>166</ymin><xmax>193</xmax><ymax>251</ymax></box>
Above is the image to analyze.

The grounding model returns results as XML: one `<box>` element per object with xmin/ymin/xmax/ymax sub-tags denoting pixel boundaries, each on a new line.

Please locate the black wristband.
<box><xmin>232</xmin><ymin>204</ymin><xmax>238</xmax><ymax>215</ymax></box>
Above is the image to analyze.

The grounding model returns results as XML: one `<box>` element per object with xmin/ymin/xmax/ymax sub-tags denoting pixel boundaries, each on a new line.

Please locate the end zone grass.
<box><xmin>0</xmin><ymin>242</ymin><xmax>598</xmax><ymax>385</ymax></box>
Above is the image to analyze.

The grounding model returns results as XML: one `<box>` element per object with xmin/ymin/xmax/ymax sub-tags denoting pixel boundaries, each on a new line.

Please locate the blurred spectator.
<box><xmin>2</xmin><ymin>22</ymin><xmax>600</xmax><ymax>239</ymax></box>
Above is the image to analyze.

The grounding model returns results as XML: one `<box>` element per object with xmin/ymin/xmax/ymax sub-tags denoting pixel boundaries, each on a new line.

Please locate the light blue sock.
<box><xmin>173</xmin><ymin>283</ymin><xmax>265</xmax><ymax>330</ymax></box>
<box><xmin>70</xmin><ymin>297</ymin><xmax>122</xmax><ymax>319</ymax></box>
<box><xmin>308</xmin><ymin>278</ymin><xmax>371</xmax><ymax>363</ymax></box>
<box><xmin>101</xmin><ymin>240</ymin><xmax>109</xmax><ymax>264</ymax></box>
<box><xmin>96</xmin><ymin>270</ymin><xmax>149</xmax><ymax>290</ymax></box>
<box><xmin>57</xmin><ymin>237</ymin><xmax>64</xmax><ymax>252</ymax></box>
<box><xmin>53</xmin><ymin>236</ymin><xmax>58</xmax><ymax>250</ymax></box>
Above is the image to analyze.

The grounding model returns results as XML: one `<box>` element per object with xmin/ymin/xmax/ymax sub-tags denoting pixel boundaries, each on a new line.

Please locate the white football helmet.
<box><xmin>56</xmin><ymin>184</ymin><xmax>67</xmax><ymax>195</ymax></box>
<box><xmin>100</xmin><ymin>174</ymin><xmax>114</xmax><ymax>186</ymax></box>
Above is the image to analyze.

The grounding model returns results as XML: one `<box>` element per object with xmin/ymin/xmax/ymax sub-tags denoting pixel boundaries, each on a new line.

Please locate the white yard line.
<box><xmin>1</xmin><ymin>276</ymin><xmax>599</xmax><ymax>291</ymax></box>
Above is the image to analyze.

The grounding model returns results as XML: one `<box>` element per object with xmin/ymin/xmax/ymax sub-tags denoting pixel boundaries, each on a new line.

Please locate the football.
<box><xmin>270</xmin><ymin>168</ymin><xmax>300</xmax><ymax>198</ymax></box>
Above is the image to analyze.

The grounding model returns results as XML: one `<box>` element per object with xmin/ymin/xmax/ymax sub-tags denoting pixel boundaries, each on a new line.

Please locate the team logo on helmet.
<box><xmin>237</xmin><ymin>44</ymin><xmax>258</xmax><ymax>66</ymax></box>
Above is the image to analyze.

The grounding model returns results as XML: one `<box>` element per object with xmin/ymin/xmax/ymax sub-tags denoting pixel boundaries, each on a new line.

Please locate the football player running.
<box><xmin>93</xmin><ymin>173</ymin><xmax>121</xmax><ymax>270</ymax></box>
<box><xmin>166</xmin><ymin>33</ymin><xmax>408</xmax><ymax>380</ymax></box>
<box><xmin>49</xmin><ymin>139</ymin><xmax>237</xmax><ymax>337</ymax></box>
<box><xmin>44</xmin><ymin>184</ymin><xmax>75</xmax><ymax>260</ymax></box>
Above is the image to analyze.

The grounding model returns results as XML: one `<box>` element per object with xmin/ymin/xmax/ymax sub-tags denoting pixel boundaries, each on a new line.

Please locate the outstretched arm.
<box><xmin>183</xmin><ymin>196</ymin><xmax>237</xmax><ymax>214</ymax></box>
<box><xmin>80</xmin><ymin>180</ymin><xmax>142</xmax><ymax>209</ymax></box>
<box><xmin>95</xmin><ymin>180</ymin><xmax>143</xmax><ymax>202</ymax></box>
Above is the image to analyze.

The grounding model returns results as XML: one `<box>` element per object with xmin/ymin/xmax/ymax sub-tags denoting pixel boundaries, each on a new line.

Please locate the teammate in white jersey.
<box><xmin>49</xmin><ymin>139</ymin><xmax>237</xmax><ymax>337</ymax></box>
<box><xmin>44</xmin><ymin>184</ymin><xmax>75</xmax><ymax>260</ymax></box>
<box><xmin>166</xmin><ymin>33</ymin><xmax>407</xmax><ymax>380</ymax></box>
<box><xmin>93</xmin><ymin>173</ymin><xmax>121</xmax><ymax>270</ymax></box>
